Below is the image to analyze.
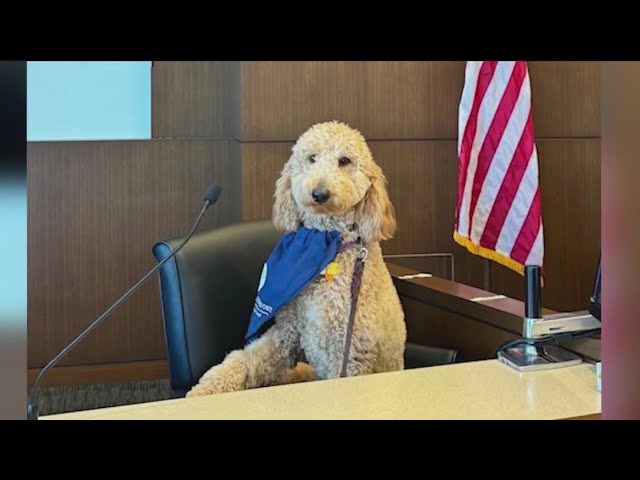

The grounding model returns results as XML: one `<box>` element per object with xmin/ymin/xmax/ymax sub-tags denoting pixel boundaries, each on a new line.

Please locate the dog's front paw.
<box><xmin>186</xmin><ymin>381</ymin><xmax>230</xmax><ymax>397</ymax></box>
<box><xmin>186</xmin><ymin>353</ymin><xmax>248</xmax><ymax>397</ymax></box>
<box><xmin>280</xmin><ymin>362</ymin><xmax>316</xmax><ymax>385</ymax></box>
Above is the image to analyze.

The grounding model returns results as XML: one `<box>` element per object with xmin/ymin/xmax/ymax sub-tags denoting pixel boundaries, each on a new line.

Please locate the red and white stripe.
<box><xmin>454</xmin><ymin>61</ymin><xmax>544</xmax><ymax>273</ymax></box>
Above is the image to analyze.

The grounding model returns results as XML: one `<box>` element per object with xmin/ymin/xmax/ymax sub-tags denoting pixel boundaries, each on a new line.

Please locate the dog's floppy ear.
<box><xmin>272</xmin><ymin>160</ymin><xmax>300</xmax><ymax>233</ymax></box>
<box><xmin>355</xmin><ymin>163</ymin><xmax>397</xmax><ymax>243</ymax></box>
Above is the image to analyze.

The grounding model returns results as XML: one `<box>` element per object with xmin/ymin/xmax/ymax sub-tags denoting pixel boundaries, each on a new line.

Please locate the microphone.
<box><xmin>27</xmin><ymin>183</ymin><xmax>222</xmax><ymax>420</ymax></box>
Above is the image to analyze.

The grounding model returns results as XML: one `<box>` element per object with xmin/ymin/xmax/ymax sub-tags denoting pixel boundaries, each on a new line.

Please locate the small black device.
<box><xmin>588</xmin><ymin>253</ymin><xmax>601</xmax><ymax>322</ymax></box>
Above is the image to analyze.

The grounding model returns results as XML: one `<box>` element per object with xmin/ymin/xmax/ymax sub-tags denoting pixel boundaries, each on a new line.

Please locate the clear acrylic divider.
<box><xmin>383</xmin><ymin>253</ymin><xmax>455</xmax><ymax>282</ymax></box>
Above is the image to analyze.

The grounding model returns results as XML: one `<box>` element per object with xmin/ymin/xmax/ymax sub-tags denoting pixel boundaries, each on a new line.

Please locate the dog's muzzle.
<box><xmin>312</xmin><ymin>187</ymin><xmax>331</xmax><ymax>204</ymax></box>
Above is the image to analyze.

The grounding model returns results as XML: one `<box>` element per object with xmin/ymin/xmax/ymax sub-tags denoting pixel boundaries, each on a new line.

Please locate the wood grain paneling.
<box><xmin>233</xmin><ymin>61</ymin><xmax>600</xmax><ymax>141</ymax></box>
<box><xmin>238</xmin><ymin>141</ymin><xmax>289</xmax><ymax>221</ymax></box>
<box><xmin>528</xmin><ymin>61</ymin><xmax>600</xmax><ymax>138</ymax></box>
<box><xmin>401</xmin><ymin>296</ymin><xmax>445</xmax><ymax>345</ymax></box>
<box><xmin>238</xmin><ymin>139</ymin><xmax>487</xmax><ymax>288</ymax></box>
<box><xmin>401</xmin><ymin>295</ymin><xmax>518</xmax><ymax>362</ymax></box>
<box><xmin>490</xmin><ymin>138</ymin><xmax>601</xmax><ymax>312</ymax></box>
<box><xmin>439</xmin><ymin>311</ymin><xmax>519</xmax><ymax>362</ymax></box>
<box><xmin>373</xmin><ymin>141</ymin><xmax>457</xmax><ymax>255</ymax></box>
<box><xmin>451</xmin><ymin>245</ymin><xmax>490</xmax><ymax>290</ymax></box>
<box><xmin>27</xmin><ymin>360</ymin><xmax>169</xmax><ymax>388</ymax></box>
<box><xmin>151</xmin><ymin>62</ymin><xmax>233</xmax><ymax>138</ymax></box>
<box><xmin>148</xmin><ymin>61</ymin><xmax>601</xmax><ymax>141</ymax></box>
<box><xmin>27</xmin><ymin>139</ymin><xmax>236</xmax><ymax>368</ymax></box>
<box><xmin>236</xmin><ymin>61</ymin><xmax>466</xmax><ymax>141</ymax></box>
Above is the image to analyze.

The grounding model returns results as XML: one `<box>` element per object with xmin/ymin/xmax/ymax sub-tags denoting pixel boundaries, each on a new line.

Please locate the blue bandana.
<box><xmin>246</xmin><ymin>227</ymin><xmax>342</xmax><ymax>342</ymax></box>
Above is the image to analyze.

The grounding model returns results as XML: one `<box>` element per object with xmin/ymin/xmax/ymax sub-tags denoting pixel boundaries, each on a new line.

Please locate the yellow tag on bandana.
<box><xmin>324</xmin><ymin>262</ymin><xmax>341</xmax><ymax>282</ymax></box>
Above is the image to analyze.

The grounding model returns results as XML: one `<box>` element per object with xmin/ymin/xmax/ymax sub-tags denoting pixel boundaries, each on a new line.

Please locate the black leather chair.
<box><xmin>152</xmin><ymin>220</ymin><xmax>457</xmax><ymax>397</ymax></box>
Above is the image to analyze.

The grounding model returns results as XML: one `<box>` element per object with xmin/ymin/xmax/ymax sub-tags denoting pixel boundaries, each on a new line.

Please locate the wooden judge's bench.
<box><xmin>43</xmin><ymin>262</ymin><xmax>601</xmax><ymax>420</ymax></box>
<box><xmin>386</xmin><ymin>263</ymin><xmax>600</xmax><ymax>366</ymax></box>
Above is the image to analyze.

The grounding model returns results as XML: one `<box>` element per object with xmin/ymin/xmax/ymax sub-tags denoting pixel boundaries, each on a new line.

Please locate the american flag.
<box><xmin>453</xmin><ymin>61</ymin><xmax>544</xmax><ymax>276</ymax></box>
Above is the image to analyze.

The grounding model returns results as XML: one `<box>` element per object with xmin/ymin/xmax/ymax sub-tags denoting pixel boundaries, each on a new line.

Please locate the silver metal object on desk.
<box><xmin>497</xmin><ymin>265</ymin><xmax>601</xmax><ymax>372</ymax></box>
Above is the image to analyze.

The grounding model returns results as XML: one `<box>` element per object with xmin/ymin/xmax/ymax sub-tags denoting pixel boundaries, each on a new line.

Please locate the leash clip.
<box><xmin>358</xmin><ymin>246</ymin><xmax>368</xmax><ymax>262</ymax></box>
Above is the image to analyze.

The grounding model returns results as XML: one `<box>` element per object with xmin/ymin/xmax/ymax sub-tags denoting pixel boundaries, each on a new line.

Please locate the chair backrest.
<box><xmin>152</xmin><ymin>220</ymin><xmax>281</xmax><ymax>396</ymax></box>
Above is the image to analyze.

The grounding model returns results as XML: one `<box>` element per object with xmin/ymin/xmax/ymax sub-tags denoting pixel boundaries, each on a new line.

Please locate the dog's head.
<box><xmin>272</xmin><ymin>120</ymin><xmax>396</xmax><ymax>243</ymax></box>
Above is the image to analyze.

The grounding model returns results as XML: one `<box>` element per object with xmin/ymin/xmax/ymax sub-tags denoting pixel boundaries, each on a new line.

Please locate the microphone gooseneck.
<box><xmin>27</xmin><ymin>184</ymin><xmax>221</xmax><ymax>420</ymax></box>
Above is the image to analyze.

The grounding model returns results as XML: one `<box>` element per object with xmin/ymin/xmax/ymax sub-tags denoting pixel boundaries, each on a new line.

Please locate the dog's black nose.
<box><xmin>312</xmin><ymin>187</ymin><xmax>330</xmax><ymax>204</ymax></box>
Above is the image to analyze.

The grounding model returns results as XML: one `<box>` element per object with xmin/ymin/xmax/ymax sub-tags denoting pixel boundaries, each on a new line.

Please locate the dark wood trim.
<box><xmin>387</xmin><ymin>263</ymin><xmax>553</xmax><ymax>334</ymax></box>
<box><xmin>387</xmin><ymin>263</ymin><xmax>601</xmax><ymax>362</ymax></box>
<box><xmin>28</xmin><ymin>360</ymin><xmax>169</xmax><ymax>388</ymax></box>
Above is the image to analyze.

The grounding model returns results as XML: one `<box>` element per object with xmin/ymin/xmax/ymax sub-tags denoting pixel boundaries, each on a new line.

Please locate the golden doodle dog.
<box><xmin>187</xmin><ymin>121</ymin><xmax>406</xmax><ymax>397</ymax></box>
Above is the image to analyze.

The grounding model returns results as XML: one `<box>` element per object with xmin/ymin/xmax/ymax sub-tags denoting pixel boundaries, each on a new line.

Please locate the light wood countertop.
<box><xmin>42</xmin><ymin>360</ymin><xmax>601</xmax><ymax>420</ymax></box>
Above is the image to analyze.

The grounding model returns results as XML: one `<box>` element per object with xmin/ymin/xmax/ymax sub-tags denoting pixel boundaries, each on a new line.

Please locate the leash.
<box><xmin>339</xmin><ymin>238</ymin><xmax>368</xmax><ymax>377</ymax></box>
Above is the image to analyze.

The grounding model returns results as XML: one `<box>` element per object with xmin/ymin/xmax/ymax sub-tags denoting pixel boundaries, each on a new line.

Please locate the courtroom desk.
<box><xmin>386</xmin><ymin>264</ymin><xmax>601</xmax><ymax>364</ymax></box>
<box><xmin>42</xmin><ymin>360</ymin><xmax>600</xmax><ymax>420</ymax></box>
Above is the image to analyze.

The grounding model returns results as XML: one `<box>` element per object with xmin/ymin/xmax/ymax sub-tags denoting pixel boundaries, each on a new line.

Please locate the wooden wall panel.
<box><xmin>402</xmin><ymin>296</ymin><xmax>444</xmax><ymax>345</ymax></box>
<box><xmin>151</xmin><ymin>62</ymin><xmax>232</xmax><ymax>138</ymax></box>
<box><xmin>234</xmin><ymin>61</ymin><xmax>600</xmax><ymax>142</ymax></box>
<box><xmin>239</xmin><ymin>139</ymin><xmax>487</xmax><ymax>288</ymax></box>
<box><xmin>27</xmin><ymin>139</ymin><xmax>235</xmax><ymax>368</ymax></box>
<box><xmin>148</xmin><ymin>61</ymin><xmax>601</xmax><ymax>141</ymax></box>
<box><xmin>238</xmin><ymin>141</ymin><xmax>289</xmax><ymax>221</ymax></box>
<box><xmin>490</xmin><ymin>138</ymin><xmax>601</xmax><ymax>312</ymax></box>
<box><xmin>528</xmin><ymin>61</ymin><xmax>600</xmax><ymax>138</ymax></box>
<box><xmin>401</xmin><ymin>295</ymin><xmax>518</xmax><ymax>362</ymax></box>
<box><xmin>236</xmin><ymin>61</ymin><xmax>466</xmax><ymax>141</ymax></box>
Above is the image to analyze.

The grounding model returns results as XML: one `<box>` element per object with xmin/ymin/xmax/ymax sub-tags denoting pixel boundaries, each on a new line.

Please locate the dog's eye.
<box><xmin>307</xmin><ymin>155</ymin><xmax>316</xmax><ymax>164</ymax></box>
<box><xmin>338</xmin><ymin>157</ymin><xmax>351</xmax><ymax>167</ymax></box>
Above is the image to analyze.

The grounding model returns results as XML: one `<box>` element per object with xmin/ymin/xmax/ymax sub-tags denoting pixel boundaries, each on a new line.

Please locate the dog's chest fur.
<box><xmin>294</xmin><ymin>248</ymin><xmax>366</xmax><ymax>376</ymax></box>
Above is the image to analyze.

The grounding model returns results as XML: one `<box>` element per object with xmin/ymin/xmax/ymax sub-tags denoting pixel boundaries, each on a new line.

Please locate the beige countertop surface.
<box><xmin>42</xmin><ymin>359</ymin><xmax>601</xmax><ymax>420</ymax></box>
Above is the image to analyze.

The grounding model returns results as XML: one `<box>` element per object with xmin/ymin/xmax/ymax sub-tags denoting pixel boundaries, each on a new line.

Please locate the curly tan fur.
<box><xmin>187</xmin><ymin>121</ymin><xmax>406</xmax><ymax>397</ymax></box>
